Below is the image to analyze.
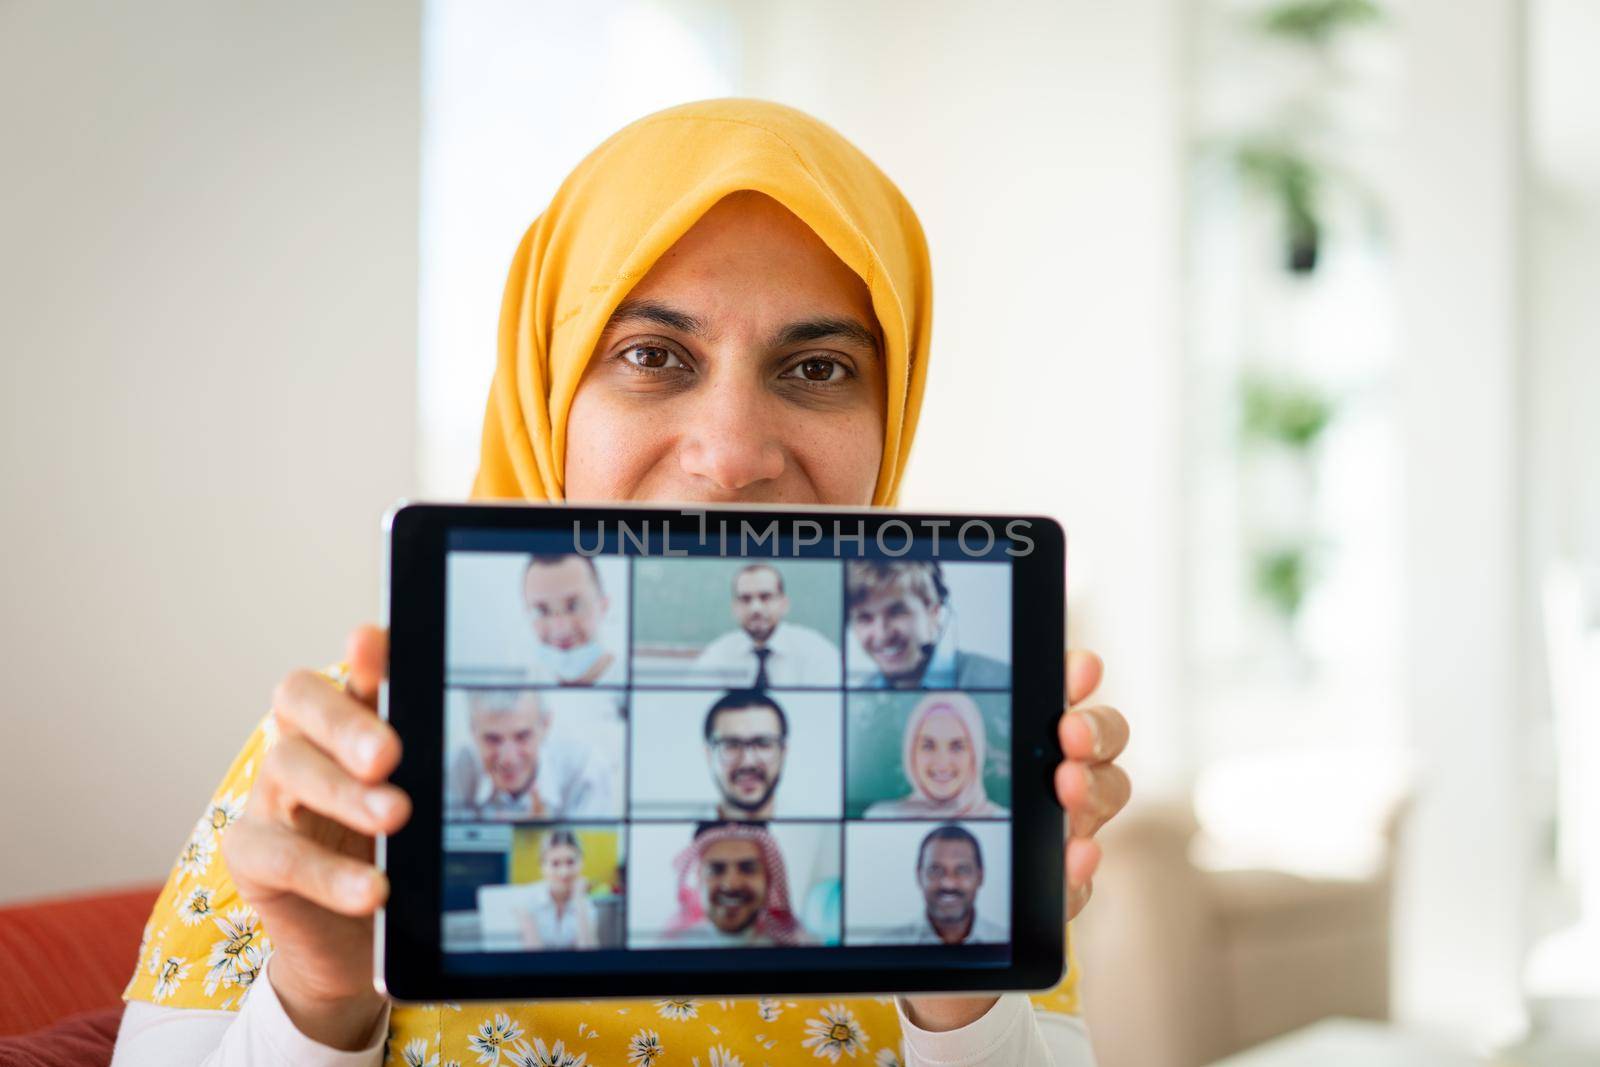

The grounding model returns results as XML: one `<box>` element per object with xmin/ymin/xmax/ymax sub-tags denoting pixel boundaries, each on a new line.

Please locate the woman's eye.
<box><xmin>783</xmin><ymin>356</ymin><xmax>850</xmax><ymax>383</ymax></box>
<box><xmin>620</xmin><ymin>344</ymin><xmax>686</xmax><ymax>371</ymax></box>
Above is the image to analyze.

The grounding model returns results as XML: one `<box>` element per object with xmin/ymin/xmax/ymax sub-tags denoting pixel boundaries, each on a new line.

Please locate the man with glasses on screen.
<box><xmin>883</xmin><ymin>824</ymin><xmax>1006</xmax><ymax>946</ymax></box>
<box><xmin>701</xmin><ymin>689</ymin><xmax>790</xmax><ymax>821</ymax></box>
<box><xmin>692</xmin><ymin>564</ymin><xmax>841</xmax><ymax>687</ymax></box>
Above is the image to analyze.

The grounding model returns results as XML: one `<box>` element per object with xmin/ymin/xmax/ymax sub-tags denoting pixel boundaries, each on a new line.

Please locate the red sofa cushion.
<box><xmin>0</xmin><ymin>1008</ymin><xmax>123</xmax><ymax>1067</ymax></box>
<box><xmin>0</xmin><ymin>885</ymin><xmax>161</xmax><ymax>1037</ymax></box>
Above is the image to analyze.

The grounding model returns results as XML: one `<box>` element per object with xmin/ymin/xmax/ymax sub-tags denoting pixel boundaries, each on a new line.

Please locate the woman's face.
<box><xmin>911</xmin><ymin>707</ymin><xmax>976</xmax><ymax>802</ymax></box>
<box><xmin>564</xmin><ymin>191</ymin><xmax>887</xmax><ymax>506</ymax></box>
<box><xmin>542</xmin><ymin>843</ymin><xmax>581</xmax><ymax>890</ymax></box>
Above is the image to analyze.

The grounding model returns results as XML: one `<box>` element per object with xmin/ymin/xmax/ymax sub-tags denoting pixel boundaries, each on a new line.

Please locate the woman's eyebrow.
<box><xmin>604</xmin><ymin>300</ymin><xmax>880</xmax><ymax>356</ymax></box>
<box><xmin>772</xmin><ymin>317</ymin><xmax>881</xmax><ymax>356</ymax></box>
<box><xmin>605</xmin><ymin>298</ymin><xmax>705</xmax><ymax>335</ymax></box>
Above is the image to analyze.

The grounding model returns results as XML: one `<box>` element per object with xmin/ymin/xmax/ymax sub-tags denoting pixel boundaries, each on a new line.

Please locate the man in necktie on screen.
<box><xmin>692</xmin><ymin>564</ymin><xmax>841</xmax><ymax>687</ymax></box>
<box><xmin>663</xmin><ymin>822</ymin><xmax>812</xmax><ymax>947</ymax></box>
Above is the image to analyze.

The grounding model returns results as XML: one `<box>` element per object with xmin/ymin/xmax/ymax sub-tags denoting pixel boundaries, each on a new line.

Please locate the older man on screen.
<box><xmin>445</xmin><ymin>690</ymin><xmax>616</xmax><ymax>820</ymax></box>
<box><xmin>692</xmin><ymin>564</ymin><xmax>841</xmax><ymax>687</ymax></box>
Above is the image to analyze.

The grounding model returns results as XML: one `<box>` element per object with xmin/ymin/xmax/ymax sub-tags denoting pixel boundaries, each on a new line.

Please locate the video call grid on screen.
<box><xmin>439</xmin><ymin>524</ymin><xmax>1019</xmax><ymax>971</ymax></box>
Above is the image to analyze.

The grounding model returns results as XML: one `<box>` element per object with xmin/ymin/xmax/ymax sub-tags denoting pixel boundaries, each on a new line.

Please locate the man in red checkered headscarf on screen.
<box><xmin>663</xmin><ymin>821</ymin><xmax>812</xmax><ymax>947</ymax></box>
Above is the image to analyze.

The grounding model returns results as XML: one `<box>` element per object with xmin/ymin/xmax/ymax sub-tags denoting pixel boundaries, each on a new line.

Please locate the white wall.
<box><xmin>1390</xmin><ymin>0</ymin><xmax>1528</xmax><ymax>1038</ymax></box>
<box><xmin>740</xmin><ymin>0</ymin><xmax>1189</xmax><ymax>793</ymax></box>
<box><xmin>0</xmin><ymin>2</ymin><xmax>420</xmax><ymax>902</ymax></box>
<box><xmin>1527</xmin><ymin>0</ymin><xmax>1600</xmax><ymax>599</ymax></box>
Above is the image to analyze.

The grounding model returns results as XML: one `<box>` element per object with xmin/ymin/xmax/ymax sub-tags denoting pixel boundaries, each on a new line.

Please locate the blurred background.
<box><xmin>1</xmin><ymin>0</ymin><xmax>1596</xmax><ymax>1062</ymax></box>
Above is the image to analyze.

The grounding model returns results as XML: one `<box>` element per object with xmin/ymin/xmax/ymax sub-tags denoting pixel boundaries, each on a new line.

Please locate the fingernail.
<box><xmin>341</xmin><ymin>869</ymin><xmax>376</xmax><ymax>901</ymax></box>
<box><xmin>1081</xmin><ymin>712</ymin><xmax>1104</xmax><ymax>758</ymax></box>
<box><xmin>354</xmin><ymin>732</ymin><xmax>384</xmax><ymax>770</ymax></box>
<box><xmin>1079</xmin><ymin>762</ymin><xmax>1097</xmax><ymax>795</ymax></box>
<box><xmin>365</xmin><ymin>789</ymin><xmax>400</xmax><ymax>823</ymax></box>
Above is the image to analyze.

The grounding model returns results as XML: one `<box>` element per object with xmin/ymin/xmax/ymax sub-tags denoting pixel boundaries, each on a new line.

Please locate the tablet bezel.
<box><xmin>379</xmin><ymin>502</ymin><xmax>1065</xmax><ymax>1002</ymax></box>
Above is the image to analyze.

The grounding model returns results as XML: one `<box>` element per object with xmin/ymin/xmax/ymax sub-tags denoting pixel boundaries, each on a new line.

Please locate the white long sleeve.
<box><xmin>896</xmin><ymin>993</ymin><xmax>1096</xmax><ymax>1067</ymax></box>
<box><xmin>111</xmin><ymin>958</ymin><xmax>389</xmax><ymax>1067</ymax></box>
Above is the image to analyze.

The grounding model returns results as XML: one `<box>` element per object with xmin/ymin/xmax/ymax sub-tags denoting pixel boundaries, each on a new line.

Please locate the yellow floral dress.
<box><xmin>125</xmin><ymin>671</ymin><xmax>1080</xmax><ymax>1066</ymax></box>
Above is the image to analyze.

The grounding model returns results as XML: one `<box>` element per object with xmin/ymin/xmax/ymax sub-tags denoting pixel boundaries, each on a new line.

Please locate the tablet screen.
<box><xmin>424</xmin><ymin>512</ymin><xmax>1035</xmax><ymax>984</ymax></box>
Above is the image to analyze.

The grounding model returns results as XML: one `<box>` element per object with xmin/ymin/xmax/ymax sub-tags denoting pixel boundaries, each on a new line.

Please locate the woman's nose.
<box><xmin>677</xmin><ymin>379</ymin><xmax>786</xmax><ymax>492</ymax></box>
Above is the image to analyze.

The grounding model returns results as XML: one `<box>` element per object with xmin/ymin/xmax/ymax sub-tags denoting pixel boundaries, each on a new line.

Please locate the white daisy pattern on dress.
<box><xmin>627</xmin><ymin>1029</ymin><xmax>664</xmax><ymax>1065</ymax></box>
<box><xmin>705</xmin><ymin>1045</ymin><xmax>744</xmax><ymax>1067</ymax></box>
<box><xmin>507</xmin><ymin>1037</ymin><xmax>587</xmax><ymax>1067</ymax></box>
<box><xmin>204</xmin><ymin>791</ymin><xmax>246</xmax><ymax>835</ymax></box>
<box><xmin>151</xmin><ymin>952</ymin><xmax>190</xmax><ymax>1003</ymax></box>
<box><xmin>176</xmin><ymin>823</ymin><xmax>216</xmax><ymax>881</ymax></box>
<box><xmin>467</xmin><ymin>1013</ymin><xmax>524</xmax><ymax>1065</ymax></box>
<box><xmin>757</xmin><ymin>998</ymin><xmax>784</xmax><ymax>1022</ymax></box>
<box><xmin>656</xmin><ymin>998</ymin><xmax>700</xmax><ymax>1021</ymax></box>
<box><xmin>874</xmin><ymin>1049</ymin><xmax>903</xmax><ymax>1067</ymax></box>
<box><xmin>802</xmin><ymin>1003</ymin><xmax>868</xmax><ymax>1062</ymax></box>
<box><xmin>402</xmin><ymin>1037</ymin><xmax>441</xmax><ymax>1067</ymax></box>
<box><xmin>177</xmin><ymin>885</ymin><xmax>215</xmax><ymax>926</ymax></box>
<box><xmin>202</xmin><ymin>906</ymin><xmax>268</xmax><ymax>1002</ymax></box>
<box><xmin>144</xmin><ymin>931</ymin><xmax>166</xmax><ymax>976</ymax></box>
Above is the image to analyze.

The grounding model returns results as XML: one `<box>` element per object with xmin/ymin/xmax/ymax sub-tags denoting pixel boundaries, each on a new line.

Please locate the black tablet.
<box><xmin>378</xmin><ymin>502</ymin><xmax>1066</xmax><ymax>1002</ymax></box>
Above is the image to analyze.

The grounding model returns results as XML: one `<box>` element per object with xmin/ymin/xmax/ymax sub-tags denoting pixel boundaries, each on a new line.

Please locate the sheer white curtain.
<box><xmin>418</xmin><ymin>0</ymin><xmax>740</xmax><ymax>498</ymax></box>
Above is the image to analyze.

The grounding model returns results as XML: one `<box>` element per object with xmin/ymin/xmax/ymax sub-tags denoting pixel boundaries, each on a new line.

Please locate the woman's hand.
<box><xmin>222</xmin><ymin>625</ymin><xmax>411</xmax><ymax>1051</ymax></box>
<box><xmin>1057</xmin><ymin>649</ymin><xmax>1131</xmax><ymax>918</ymax></box>
<box><xmin>901</xmin><ymin>648</ymin><xmax>1131</xmax><ymax>1033</ymax></box>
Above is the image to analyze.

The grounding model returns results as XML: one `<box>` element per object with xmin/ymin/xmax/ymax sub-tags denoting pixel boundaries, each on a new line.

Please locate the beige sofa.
<box><xmin>1073</xmin><ymin>801</ymin><xmax>1397</xmax><ymax>1067</ymax></box>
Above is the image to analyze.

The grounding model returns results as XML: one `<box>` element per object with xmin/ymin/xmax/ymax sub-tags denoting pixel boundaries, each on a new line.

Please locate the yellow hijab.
<box><xmin>470</xmin><ymin>97</ymin><xmax>932</xmax><ymax>507</ymax></box>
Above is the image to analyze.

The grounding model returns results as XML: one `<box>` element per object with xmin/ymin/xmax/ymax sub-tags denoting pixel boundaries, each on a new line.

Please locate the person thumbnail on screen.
<box><xmin>628</xmin><ymin>822</ymin><xmax>841</xmax><ymax>947</ymax></box>
<box><xmin>445</xmin><ymin>551</ymin><xmax>629</xmax><ymax>687</ymax></box>
<box><xmin>847</xmin><ymin>691</ymin><xmax>1010</xmax><ymax>819</ymax></box>
<box><xmin>843</xmin><ymin>821</ymin><xmax>1010</xmax><ymax>946</ymax></box>
<box><xmin>522</xmin><ymin>553</ymin><xmax>626</xmax><ymax>685</ymax></box>
<box><xmin>442</xmin><ymin>823</ymin><xmax>624</xmax><ymax>952</ymax></box>
<box><xmin>444</xmin><ymin>689</ymin><xmax>623</xmax><ymax>821</ymax></box>
<box><xmin>844</xmin><ymin>560</ymin><xmax>1011</xmax><ymax>689</ymax></box>
<box><xmin>629</xmin><ymin>689</ymin><xmax>843</xmax><ymax>821</ymax></box>
<box><xmin>631</xmin><ymin>558</ymin><xmax>842</xmax><ymax>687</ymax></box>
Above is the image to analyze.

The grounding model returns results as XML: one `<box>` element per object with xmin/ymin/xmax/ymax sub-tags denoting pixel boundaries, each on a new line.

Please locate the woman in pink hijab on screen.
<box><xmin>866</xmin><ymin>692</ymin><xmax>1010</xmax><ymax>819</ymax></box>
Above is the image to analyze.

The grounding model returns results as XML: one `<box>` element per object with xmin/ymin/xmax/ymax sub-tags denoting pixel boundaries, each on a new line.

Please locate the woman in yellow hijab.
<box><xmin>117</xmin><ymin>99</ymin><xmax>1131</xmax><ymax>1067</ymax></box>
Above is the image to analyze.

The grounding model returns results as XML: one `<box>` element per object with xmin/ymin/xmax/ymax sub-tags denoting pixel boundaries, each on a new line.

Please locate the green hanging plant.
<box><xmin>1239</xmin><ymin>371</ymin><xmax>1337</xmax><ymax>452</ymax></box>
<box><xmin>1234</xmin><ymin>142</ymin><xmax>1324</xmax><ymax>273</ymax></box>
<box><xmin>1257</xmin><ymin>0</ymin><xmax>1383</xmax><ymax>45</ymax></box>
<box><xmin>1251</xmin><ymin>541</ymin><xmax>1317</xmax><ymax>621</ymax></box>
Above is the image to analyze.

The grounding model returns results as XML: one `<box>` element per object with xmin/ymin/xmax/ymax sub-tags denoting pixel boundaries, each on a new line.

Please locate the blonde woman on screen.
<box><xmin>865</xmin><ymin>692</ymin><xmax>1009</xmax><ymax>819</ymax></box>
